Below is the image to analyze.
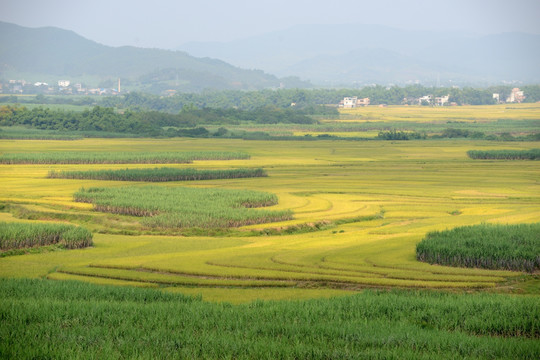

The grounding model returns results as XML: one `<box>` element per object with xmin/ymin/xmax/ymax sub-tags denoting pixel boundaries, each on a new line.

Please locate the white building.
<box><xmin>339</xmin><ymin>96</ymin><xmax>370</xmax><ymax>108</ymax></box>
<box><xmin>418</xmin><ymin>95</ymin><xmax>432</xmax><ymax>105</ymax></box>
<box><xmin>434</xmin><ymin>95</ymin><xmax>449</xmax><ymax>106</ymax></box>
<box><xmin>58</xmin><ymin>80</ymin><xmax>70</xmax><ymax>87</ymax></box>
<box><xmin>506</xmin><ymin>88</ymin><xmax>525</xmax><ymax>103</ymax></box>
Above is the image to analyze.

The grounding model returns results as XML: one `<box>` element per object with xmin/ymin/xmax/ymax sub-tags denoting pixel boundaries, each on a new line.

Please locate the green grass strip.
<box><xmin>467</xmin><ymin>149</ymin><xmax>540</xmax><ymax>160</ymax></box>
<box><xmin>75</xmin><ymin>186</ymin><xmax>292</xmax><ymax>228</ymax></box>
<box><xmin>1</xmin><ymin>279</ymin><xmax>539</xmax><ymax>359</ymax></box>
<box><xmin>48</xmin><ymin>167</ymin><xmax>266</xmax><ymax>182</ymax></box>
<box><xmin>0</xmin><ymin>222</ymin><xmax>93</xmax><ymax>251</ymax></box>
<box><xmin>416</xmin><ymin>223</ymin><xmax>540</xmax><ymax>272</ymax></box>
<box><xmin>0</xmin><ymin>151</ymin><xmax>250</xmax><ymax>164</ymax></box>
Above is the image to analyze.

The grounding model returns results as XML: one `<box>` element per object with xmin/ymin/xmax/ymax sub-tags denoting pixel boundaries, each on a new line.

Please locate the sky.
<box><xmin>1</xmin><ymin>0</ymin><xmax>540</xmax><ymax>49</ymax></box>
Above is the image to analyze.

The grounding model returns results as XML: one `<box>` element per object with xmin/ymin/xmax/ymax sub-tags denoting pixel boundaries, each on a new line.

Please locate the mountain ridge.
<box><xmin>178</xmin><ymin>24</ymin><xmax>540</xmax><ymax>86</ymax></box>
<box><xmin>0</xmin><ymin>21</ymin><xmax>309</xmax><ymax>93</ymax></box>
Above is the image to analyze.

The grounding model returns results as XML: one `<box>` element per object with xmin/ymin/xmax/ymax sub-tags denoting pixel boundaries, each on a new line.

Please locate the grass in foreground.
<box><xmin>0</xmin><ymin>151</ymin><xmax>250</xmax><ymax>164</ymax></box>
<box><xmin>75</xmin><ymin>186</ymin><xmax>292</xmax><ymax>228</ymax></box>
<box><xmin>0</xmin><ymin>222</ymin><xmax>93</xmax><ymax>252</ymax></box>
<box><xmin>48</xmin><ymin>167</ymin><xmax>267</xmax><ymax>182</ymax></box>
<box><xmin>0</xmin><ymin>279</ymin><xmax>538</xmax><ymax>359</ymax></box>
<box><xmin>416</xmin><ymin>223</ymin><xmax>540</xmax><ymax>272</ymax></box>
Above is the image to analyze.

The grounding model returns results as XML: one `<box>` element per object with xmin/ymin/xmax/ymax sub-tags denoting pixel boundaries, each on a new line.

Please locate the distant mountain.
<box><xmin>178</xmin><ymin>24</ymin><xmax>540</xmax><ymax>86</ymax></box>
<box><xmin>0</xmin><ymin>21</ymin><xmax>309</xmax><ymax>93</ymax></box>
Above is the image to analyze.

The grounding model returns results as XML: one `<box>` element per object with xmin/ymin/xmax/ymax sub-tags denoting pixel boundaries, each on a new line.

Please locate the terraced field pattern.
<box><xmin>1</xmin><ymin>129</ymin><xmax>539</xmax><ymax>302</ymax></box>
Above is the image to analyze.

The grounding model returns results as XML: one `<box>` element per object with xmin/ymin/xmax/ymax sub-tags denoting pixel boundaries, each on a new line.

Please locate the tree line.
<box><xmin>0</xmin><ymin>105</ymin><xmax>318</xmax><ymax>136</ymax></box>
<box><xmin>3</xmin><ymin>85</ymin><xmax>539</xmax><ymax>112</ymax></box>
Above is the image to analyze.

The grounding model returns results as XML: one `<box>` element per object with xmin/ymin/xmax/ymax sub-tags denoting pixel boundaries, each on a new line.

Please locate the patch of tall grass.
<box><xmin>467</xmin><ymin>149</ymin><xmax>540</xmax><ymax>160</ymax></box>
<box><xmin>0</xmin><ymin>151</ymin><xmax>250</xmax><ymax>164</ymax></box>
<box><xmin>1</xmin><ymin>279</ymin><xmax>538</xmax><ymax>359</ymax></box>
<box><xmin>0</xmin><ymin>222</ymin><xmax>93</xmax><ymax>251</ymax></box>
<box><xmin>416</xmin><ymin>223</ymin><xmax>540</xmax><ymax>272</ymax></box>
<box><xmin>48</xmin><ymin>167</ymin><xmax>266</xmax><ymax>182</ymax></box>
<box><xmin>74</xmin><ymin>186</ymin><xmax>292</xmax><ymax>228</ymax></box>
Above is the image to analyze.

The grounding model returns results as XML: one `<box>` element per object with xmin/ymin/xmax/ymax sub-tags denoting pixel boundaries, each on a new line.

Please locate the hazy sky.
<box><xmin>2</xmin><ymin>0</ymin><xmax>539</xmax><ymax>49</ymax></box>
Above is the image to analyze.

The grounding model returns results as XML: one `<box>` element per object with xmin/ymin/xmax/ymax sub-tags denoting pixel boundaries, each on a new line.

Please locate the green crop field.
<box><xmin>74</xmin><ymin>185</ymin><xmax>292</xmax><ymax>228</ymax></box>
<box><xmin>417</xmin><ymin>223</ymin><xmax>540</xmax><ymax>272</ymax></box>
<box><xmin>1</xmin><ymin>105</ymin><xmax>539</xmax><ymax>358</ymax></box>
<box><xmin>48</xmin><ymin>167</ymin><xmax>267</xmax><ymax>181</ymax></box>
<box><xmin>2</xmin><ymin>279</ymin><xmax>539</xmax><ymax>359</ymax></box>
<box><xmin>0</xmin><ymin>222</ymin><xmax>93</xmax><ymax>252</ymax></box>
<box><xmin>0</xmin><ymin>150</ymin><xmax>250</xmax><ymax>164</ymax></box>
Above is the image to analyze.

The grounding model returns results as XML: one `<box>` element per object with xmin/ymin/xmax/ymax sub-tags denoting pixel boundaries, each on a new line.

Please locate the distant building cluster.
<box><xmin>339</xmin><ymin>95</ymin><xmax>454</xmax><ymax>108</ymax></box>
<box><xmin>493</xmin><ymin>88</ymin><xmax>526</xmax><ymax>104</ymax></box>
<box><xmin>0</xmin><ymin>78</ymin><xmax>122</xmax><ymax>96</ymax></box>
<box><xmin>416</xmin><ymin>95</ymin><xmax>450</xmax><ymax>106</ymax></box>
<box><xmin>339</xmin><ymin>96</ymin><xmax>370</xmax><ymax>108</ymax></box>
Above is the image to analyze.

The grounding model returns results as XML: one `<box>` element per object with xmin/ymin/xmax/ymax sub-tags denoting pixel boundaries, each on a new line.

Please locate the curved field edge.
<box><xmin>1</xmin><ymin>138</ymin><xmax>539</xmax><ymax>296</ymax></box>
<box><xmin>0</xmin><ymin>279</ymin><xmax>538</xmax><ymax>359</ymax></box>
<box><xmin>416</xmin><ymin>223</ymin><xmax>540</xmax><ymax>272</ymax></box>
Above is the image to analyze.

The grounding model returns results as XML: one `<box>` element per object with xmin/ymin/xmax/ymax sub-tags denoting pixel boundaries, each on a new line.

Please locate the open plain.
<box><xmin>1</xmin><ymin>132</ymin><xmax>538</xmax><ymax>301</ymax></box>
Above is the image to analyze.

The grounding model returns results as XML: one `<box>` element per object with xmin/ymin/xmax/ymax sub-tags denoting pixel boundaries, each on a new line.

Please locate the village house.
<box><xmin>506</xmin><ymin>88</ymin><xmax>525</xmax><ymax>103</ymax></box>
<box><xmin>339</xmin><ymin>96</ymin><xmax>370</xmax><ymax>108</ymax></box>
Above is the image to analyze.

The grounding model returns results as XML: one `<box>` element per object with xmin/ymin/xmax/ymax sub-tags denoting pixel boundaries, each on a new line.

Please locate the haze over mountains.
<box><xmin>1</xmin><ymin>21</ymin><xmax>539</xmax><ymax>94</ymax></box>
<box><xmin>0</xmin><ymin>21</ymin><xmax>308</xmax><ymax>93</ymax></box>
<box><xmin>178</xmin><ymin>24</ymin><xmax>540</xmax><ymax>86</ymax></box>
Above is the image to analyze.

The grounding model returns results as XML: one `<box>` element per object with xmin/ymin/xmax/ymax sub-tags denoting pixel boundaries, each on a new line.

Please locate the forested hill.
<box><xmin>0</xmin><ymin>22</ymin><xmax>308</xmax><ymax>93</ymax></box>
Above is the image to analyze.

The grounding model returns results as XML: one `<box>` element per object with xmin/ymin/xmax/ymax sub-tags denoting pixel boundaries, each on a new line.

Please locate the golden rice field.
<box><xmin>0</xmin><ymin>130</ymin><xmax>539</xmax><ymax>302</ymax></box>
<box><xmin>337</xmin><ymin>103</ymin><xmax>540</xmax><ymax>122</ymax></box>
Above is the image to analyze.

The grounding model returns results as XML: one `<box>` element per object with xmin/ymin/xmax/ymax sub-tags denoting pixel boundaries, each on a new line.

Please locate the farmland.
<box><xmin>0</xmin><ymin>104</ymin><xmax>539</xmax><ymax>357</ymax></box>
<box><xmin>1</xmin><ymin>133</ymin><xmax>538</xmax><ymax>293</ymax></box>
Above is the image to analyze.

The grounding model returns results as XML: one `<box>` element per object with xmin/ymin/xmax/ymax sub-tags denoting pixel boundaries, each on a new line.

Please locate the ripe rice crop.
<box><xmin>0</xmin><ymin>151</ymin><xmax>250</xmax><ymax>164</ymax></box>
<box><xmin>0</xmin><ymin>222</ymin><xmax>93</xmax><ymax>250</ymax></box>
<box><xmin>467</xmin><ymin>149</ymin><xmax>540</xmax><ymax>160</ymax></box>
<box><xmin>48</xmin><ymin>167</ymin><xmax>267</xmax><ymax>182</ymax></box>
<box><xmin>74</xmin><ymin>186</ymin><xmax>292</xmax><ymax>228</ymax></box>
<box><xmin>416</xmin><ymin>223</ymin><xmax>540</xmax><ymax>272</ymax></box>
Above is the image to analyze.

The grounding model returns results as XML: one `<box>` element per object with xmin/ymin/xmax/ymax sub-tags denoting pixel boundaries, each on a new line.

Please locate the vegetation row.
<box><xmin>467</xmin><ymin>149</ymin><xmax>540</xmax><ymax>160</ymax></box>
<box><xmin>0</xmin><ymin>104</ymin><xmax>318</xmax><ymax>137</ymax></box>
<box><xmin>0</xmin><ymin>222</ymin><xmax>93</xmax><ymax>251</ymax></box>
<box><xmin>416</xmin><ymin>223</ymin><xmax>540</xmax><ymax>272</ymax></box>
<box><xmin>74</xmin><ymin>186</ymin><xmax>292</xmax><ymax>228</ymax></box>
<box><xmin>0</xmin><ymin>151</ymin><xmax>249</xmax><ymax>164</ymax></box>
<box><xmin>5</xmin><ymin>85</ymin><xmax>540</xmax><ymax>112</ymax></box>
<box><xmin>48</xmin><ymin>167</ymin><xmax>267</xmax><ymax>182</ymax></box>
<box><xmin>1</xmin><ymin>279</ymin><xmax>539</xmax><ymax>359</ymax></box>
